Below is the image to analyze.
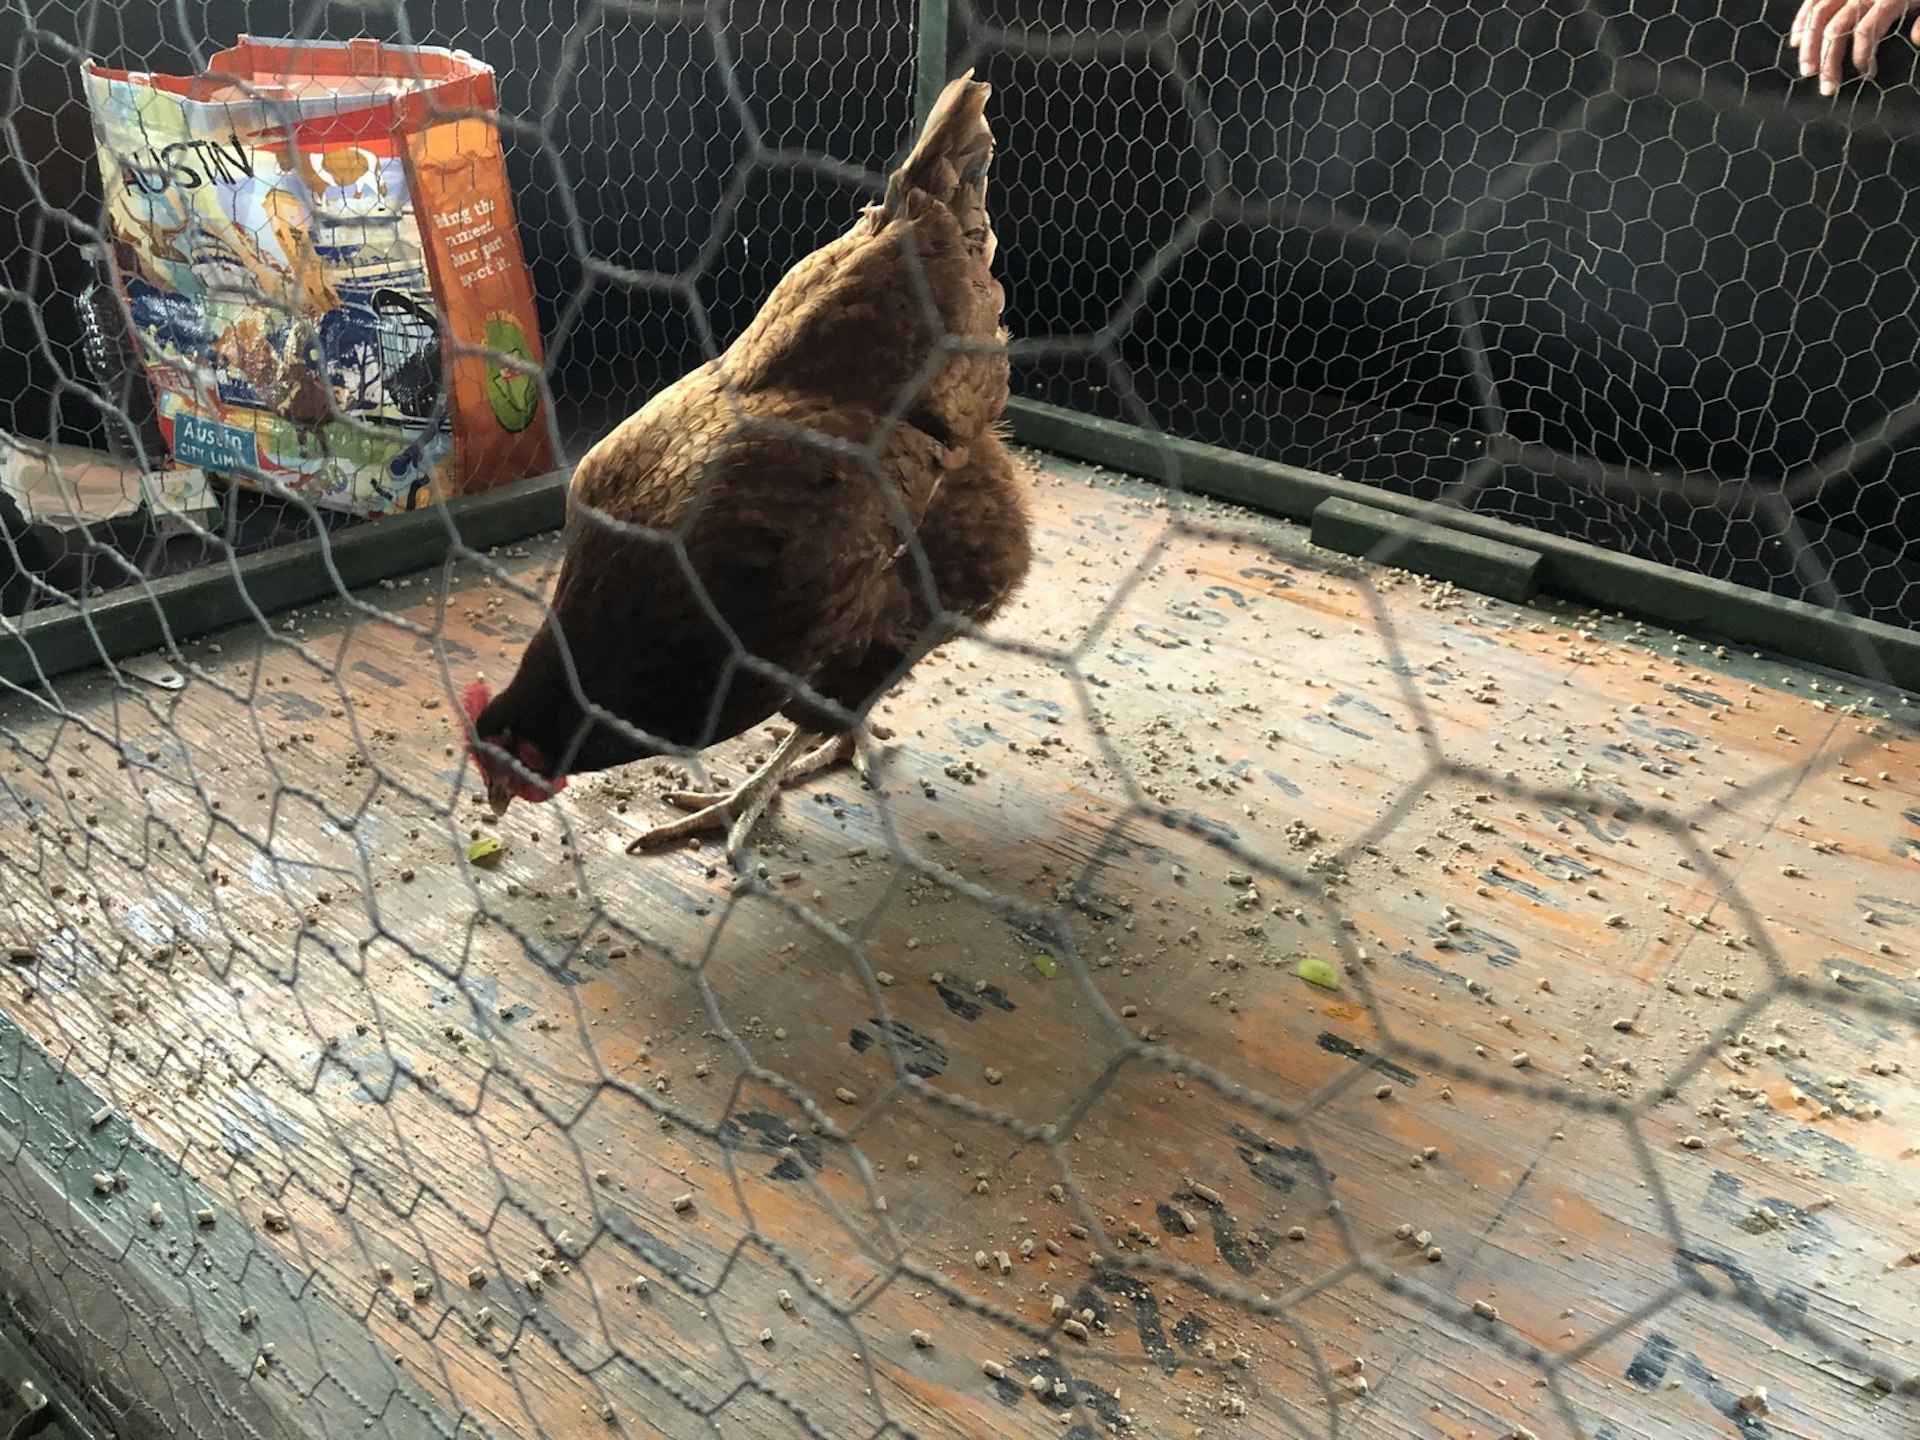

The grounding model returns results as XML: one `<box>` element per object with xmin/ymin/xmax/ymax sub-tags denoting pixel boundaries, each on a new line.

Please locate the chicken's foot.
<box><xmin>660</xmin><ymin>723</ymin><xmax>893</xmax><ymax>812</ymax></box>
<box><xmin>797</xmin><ymin>721</ymin><xmax>899</xmax><ymax>786</ymax></box>
<box><xmin>624</xmin><ymin>725</ymin><xmax>825</xmax><ymax>858</ymax></box>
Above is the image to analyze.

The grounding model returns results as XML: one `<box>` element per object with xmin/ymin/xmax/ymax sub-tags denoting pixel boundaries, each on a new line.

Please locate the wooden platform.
<box><xmin>0</xmin><ymin>451</ymin><xmax>1915</xmax><ymax>1440</ymax></box>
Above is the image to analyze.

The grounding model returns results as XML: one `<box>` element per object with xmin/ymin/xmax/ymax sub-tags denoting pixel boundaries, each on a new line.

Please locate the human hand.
<box><xmin>1790</xmin><ymin>0</ymin><xmax>1920</xmax><ymax>93</ymax></box>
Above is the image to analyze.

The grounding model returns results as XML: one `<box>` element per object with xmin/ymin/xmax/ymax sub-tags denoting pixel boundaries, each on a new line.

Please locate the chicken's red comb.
<box><xmin>461</xmin><ymin>681</ymin><xmax>491</xmax><ymax>726</ymax></box>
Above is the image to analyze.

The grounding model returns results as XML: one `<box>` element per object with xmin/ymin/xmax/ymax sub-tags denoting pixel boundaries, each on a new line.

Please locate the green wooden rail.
<box><xmin>1003</xmin><ymin>398</ymin><xmax>1920</xmax><ymax>695</ymax></box>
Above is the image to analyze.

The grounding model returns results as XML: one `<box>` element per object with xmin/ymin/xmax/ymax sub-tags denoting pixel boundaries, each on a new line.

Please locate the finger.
<box><xmin>1822</xmin><ymin>3</ymin><xmax>1864</xmax><ymax>91</ymax></box>
<box><xmin>1858</xmin><ymin>0</ymin><xmax>1904</xmax><ymax>77</ymax></box>
<box><xmin>1796</xmin><ymin>0</ymin><xmax>1818</xmax><ymax>71</ymax></box>
<box><xmin>1801</xmin><ymin>0</ymin><xmax>1847</xmax><ymax>75</ymax></box>
<box><xmin>1797</xmin><ymin>0</ymin><xmax>1824</xmax><ymax>72</ymax></box>
<box><xmin>1857</xmin><ymin>2</ymin><xmax>1886</xmax><ymax>77</ymax></box>
<box><xmin>1912</xmin><ymin>10</ymin><xmax>1920</xmax><ymax>43</ymax></box>
<box><xmin>1795</xmin><ymin>0</ymin><xmax>1847</xmax><ymax>47</ymax></box>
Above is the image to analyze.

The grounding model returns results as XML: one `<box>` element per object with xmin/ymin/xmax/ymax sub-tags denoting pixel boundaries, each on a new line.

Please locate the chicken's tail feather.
<box><xmin>885</xmin><ymin>70</ymin><xmax>995</xmax><ymax>262</ymax></box>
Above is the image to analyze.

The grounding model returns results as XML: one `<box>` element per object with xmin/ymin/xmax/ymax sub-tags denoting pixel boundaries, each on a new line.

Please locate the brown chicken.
<box><xmin>462</xmin><ymin>72</ymin><xmax>1030</xmax><ymax>857</ymax></box>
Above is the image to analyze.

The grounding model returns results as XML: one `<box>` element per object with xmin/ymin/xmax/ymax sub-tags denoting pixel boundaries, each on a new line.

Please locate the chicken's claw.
<box><xmin>795</xmin><ymin>728</ymin><xmax>900</xmax><ymax>790</ymax></box>
<box><xmin>625</xmin><ymin>725</ymin><xmax>894</xmax><ymax>860</ymax></box>
<box><xmin>623</xmin><ymin>725</ymin><xmax>824</xmax><ymax>860</ymax></box>
<box><xmin>623</xmin><ymin>798</ymin><xmax>743</xmax><ymax>853</ymax></box>
<box><xmin>661</xmin><ymin>788</ymin><xmax>738</xmax><ymax>812</ymax></box>
<box><xmin>659</xmin><ymin>727</ymin><xmax>884</xmax><ymax>814</ymax></box>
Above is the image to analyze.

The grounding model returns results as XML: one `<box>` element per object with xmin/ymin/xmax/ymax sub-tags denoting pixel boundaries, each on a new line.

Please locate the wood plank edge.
<box><xmin>914</xmin><ymin>0</ymin><xmax>953</xmax><ymax>128</ymax></box>
<box><xmin>1310</xmin><ymin>495</ymin><xmax>1543</xmax><ymax>604</ymax></box>
<box><xmin>1006</xmin><ymin>397</ymin><xmax>1920</xmax><ymax>695</ymax></box>
<box><xmin>0</xmin><ymin>1316</ymin><xmax>103</xmax><ymax>1439</ymax></box>
<box><xmin>0</xmin><ymin>469</ymin><xmax>573</xmax><ymax>692</ymax></box>
<box><xmin>0</xmin><ymin>1009</ymin><xmax>468</xmax><ymax>1439</ymax></box>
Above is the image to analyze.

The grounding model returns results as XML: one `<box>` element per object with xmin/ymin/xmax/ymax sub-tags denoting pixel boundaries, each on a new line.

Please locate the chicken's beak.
<box><xmin>485</xmin><ymin>767</ymin><xmax>514</xmax><ymax>819</ymax></box>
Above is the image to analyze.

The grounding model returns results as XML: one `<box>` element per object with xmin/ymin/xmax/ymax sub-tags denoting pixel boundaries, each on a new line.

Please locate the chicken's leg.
<box><xmin>660</xmin><ymin>723</ymin><xmax>893</xmax><ymax>813</ymax></box>
<box><xmin>625</xmin><ymin>725</ymin><xmax>825</xmax><ymax>857</ymax></box>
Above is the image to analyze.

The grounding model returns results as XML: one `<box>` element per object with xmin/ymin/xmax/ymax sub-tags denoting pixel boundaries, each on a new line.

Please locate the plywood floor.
<box><xmin>0</xmin><ymin>451</ymin><xmax>1916</xmax><ymax>1440</ymax></box>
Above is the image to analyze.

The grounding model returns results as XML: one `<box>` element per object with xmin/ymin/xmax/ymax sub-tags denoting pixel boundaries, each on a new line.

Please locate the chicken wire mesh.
<box><xmin>0</xmin><ymin>2</ymin><xmax>1917</xmax><ymax>1439</ymax></box>
<box><xmin>984</xmin><ymin>1</ymin><xmax>1920</xmax><ymax>636</ymax></box>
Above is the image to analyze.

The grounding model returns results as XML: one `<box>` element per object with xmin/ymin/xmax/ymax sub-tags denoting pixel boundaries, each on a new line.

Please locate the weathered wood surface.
<box><xmin>0</xmin><ymin>452</ymin><xmax>1914</xmax><ymax>1440</ymax></box>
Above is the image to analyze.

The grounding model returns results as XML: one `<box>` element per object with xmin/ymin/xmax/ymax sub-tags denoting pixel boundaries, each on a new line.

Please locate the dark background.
<box><xmin>4</xmin><ymin>2</ymin><xmax>1918</xmax><ymax>624</ymax></box>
